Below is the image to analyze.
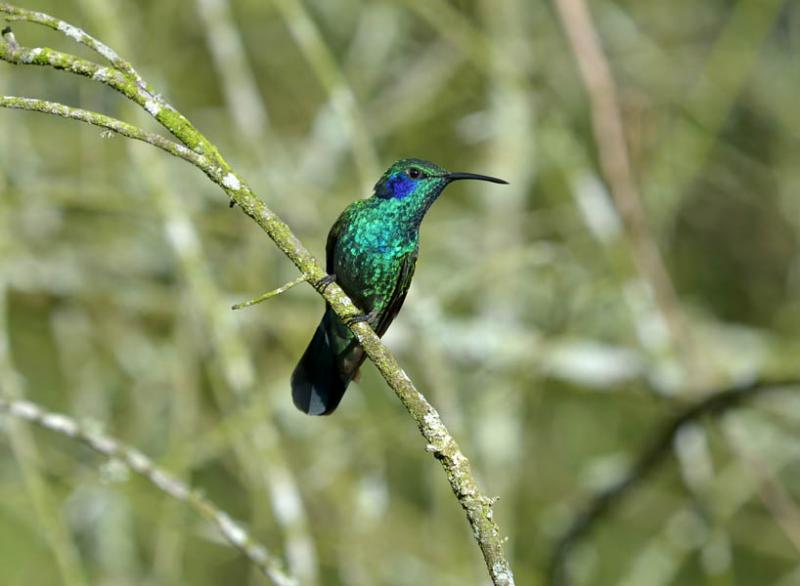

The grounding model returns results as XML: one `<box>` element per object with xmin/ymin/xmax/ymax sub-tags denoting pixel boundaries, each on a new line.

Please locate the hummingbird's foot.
<box><xmin>314</xmin><ymin>273</ymin><xmax>337</xmax><ymax>293</ymax></box>
<box><xmin>1</xmin><ymin>27</ymin><xmax>18</xmax><ymax>50</ymax></box>
<box><xmin>229</xmin><ymin>199</ymin><xmax>237</xmax><ymax>208</ymax></box>
<box><xmin>344</xmin><ymin>308</ymin><xmax>378</xmax><ymax>328</ymax></box>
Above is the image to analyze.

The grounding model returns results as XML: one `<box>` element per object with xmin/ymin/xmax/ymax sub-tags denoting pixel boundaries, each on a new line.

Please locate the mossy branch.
<box><xmin>0</xmin><ymin>5</ymin><xmax>515</xmax><ymax>585</ymax></box>
<box><xmin>0</xmin><ymin>96</ymin><xmax>210</xmax><ymax>166</ymax></box>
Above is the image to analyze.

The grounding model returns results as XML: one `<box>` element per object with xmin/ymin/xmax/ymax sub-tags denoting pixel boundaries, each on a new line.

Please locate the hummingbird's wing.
<box><xmin>325</xmin><ymin>213</ymin><xmax>346</xmax><ymax>274</ymax></box>
<box><xmin>374</xmin><ymin>248</ymin><xmax>418</xmax><ymax>337</ymax></box>
<box><xmin>292</xmin><ymin>212</ymin><xmax>359</xmax><ymax>416</ymax></box>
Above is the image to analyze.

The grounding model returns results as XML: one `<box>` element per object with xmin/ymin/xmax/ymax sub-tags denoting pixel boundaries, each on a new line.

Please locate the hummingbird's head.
<box><xmin>373</xmin><ymin>158</ymin><xmax>508</xmax><ymax>223</ymax></box>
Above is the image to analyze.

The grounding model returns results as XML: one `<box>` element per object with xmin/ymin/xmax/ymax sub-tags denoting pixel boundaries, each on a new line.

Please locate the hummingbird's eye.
<box><xmin>406</xmin><ymin>167</ymin><xmax>423</xmax><ymax>179</ymax></box>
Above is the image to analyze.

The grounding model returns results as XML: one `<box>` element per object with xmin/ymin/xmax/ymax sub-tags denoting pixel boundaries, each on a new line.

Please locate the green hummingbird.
<box><xmin>291</xmin><ymin>158</ymin><xmax>508</xmax><ymax>415</ymax></box>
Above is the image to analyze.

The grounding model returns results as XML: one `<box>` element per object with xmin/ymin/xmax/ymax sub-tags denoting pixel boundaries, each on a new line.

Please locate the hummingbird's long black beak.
<box><xmin>445</xmin><ymin>171</ymin><xmax>509</xmax><ymax>185</ymax></box>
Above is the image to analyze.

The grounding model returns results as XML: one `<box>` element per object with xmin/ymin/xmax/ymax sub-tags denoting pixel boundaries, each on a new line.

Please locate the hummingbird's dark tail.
<box><xmin>291</xmin><ymin>309</ymin><xmax>363</xmax><ymax>415</ymax></box>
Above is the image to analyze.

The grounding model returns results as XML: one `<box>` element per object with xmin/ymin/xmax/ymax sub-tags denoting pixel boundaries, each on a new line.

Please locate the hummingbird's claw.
<box><xmin>1</xmin><ymin>26</ymin><xmax>18</xmax><ymax>50</ymax></box>
<box><xmin>344</xmin><ymin>308</ymin><xmax>378</xmax><ymax>328</ymax></box>
<box><xmin>314</xmin><ymin>273</ymin><xmax>337</xmax><ymax>293</ymax></box>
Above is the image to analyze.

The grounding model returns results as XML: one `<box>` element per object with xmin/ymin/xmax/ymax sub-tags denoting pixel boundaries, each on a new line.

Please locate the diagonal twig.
<box><xmin>272</xmin><ymin>0</ymin><xmax>380</xmax><ymax>192</ymax></box>
<box><xmin>553</xmin><ymin>0</ymin><xmax>700</xmax><ymax>386</ymax></box>
<box><xmin>549</xmin><ymin>378</ymin><xmax>800</xmax><ymax>586</ymax></box>
<box><xmin>232</xmin><ymin>274</ymin><xmax>309</xmax><ymax>310</ymax></box>
<box><xmin>0</xmin><ymin>396</ymin><xmax>296</xmax><ymax>586</ymax></box>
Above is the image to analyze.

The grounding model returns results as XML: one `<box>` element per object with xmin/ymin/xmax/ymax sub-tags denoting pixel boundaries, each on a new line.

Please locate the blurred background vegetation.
<box><xmin>1</xmin><ymin>0</ymin><xmax>799</xmax><ymax>584</ymax></box>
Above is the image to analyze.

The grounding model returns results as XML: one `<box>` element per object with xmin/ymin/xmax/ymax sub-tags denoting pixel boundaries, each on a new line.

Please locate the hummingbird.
<box><xmin>291</xmin><ymin>158</ymin><xmax>508</xmax><ymax>415</ymax></box>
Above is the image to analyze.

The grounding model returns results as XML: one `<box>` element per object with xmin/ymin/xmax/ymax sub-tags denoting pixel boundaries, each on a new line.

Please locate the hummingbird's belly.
<box><xmin>334</xmin><ymin>235</ymin><xmax>412</xmax><ymax>311</ymax></box>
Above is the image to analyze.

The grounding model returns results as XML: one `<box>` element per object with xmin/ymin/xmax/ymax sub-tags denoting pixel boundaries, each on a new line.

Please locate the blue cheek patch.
<box><xmin>387</xmin><ymin>174</ymin><xmax>415</xmax><ymax>199</ymax></box>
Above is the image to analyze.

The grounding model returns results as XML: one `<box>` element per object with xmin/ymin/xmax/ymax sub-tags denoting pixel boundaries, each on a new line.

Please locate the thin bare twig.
<box><xmin>554</xmin><ymin>0</ymin><xmax>699</xmax><ymax>385</ymax></box>
<box><xmin>0</xmin><ymin>397</ymin><xmax>296</xmax><ymax>586</ymax></box>
<box><xmin>549</xmin><ymin>379</ymin><xmax>800</xmax><ymax>586</ymax></box>
<box><xmin>0</xmin><ymin>288</ymin><xmax>87</xmax><ymax>586</ymax></box>
<box><xmin>272</xmin><ymin>0</ymin><xmax>379</xmax><ymax>191</ymax></box>
<box><xmin>232</xmin><ymin>274</ymin><xmax>309</xmax><ymax>310</ymax></box>
<box><xmin>727</xmin><ymin>431</ymin><xmax>800</xmax><ymax>555</ymax></box>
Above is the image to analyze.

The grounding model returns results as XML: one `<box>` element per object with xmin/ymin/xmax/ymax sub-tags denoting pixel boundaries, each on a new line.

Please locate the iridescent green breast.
<box><xmin>332</xmin><ymin>198</ymin><xmax>419</xmax><ymax>314</ymax></box>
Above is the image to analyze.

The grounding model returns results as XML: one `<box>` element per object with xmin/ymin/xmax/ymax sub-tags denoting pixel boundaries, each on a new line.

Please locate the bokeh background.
<box><xmin>1</xmin><ymin>0</ymin><xmax>800</xmax><ymax>584</ymax></box>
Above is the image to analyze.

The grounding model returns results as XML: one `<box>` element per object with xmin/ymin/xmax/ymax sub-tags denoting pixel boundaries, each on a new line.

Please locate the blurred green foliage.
<box><xmin>1</xmin><ymin>0</ymin><xmax>800</xmax><ymax>585</ymax></box>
